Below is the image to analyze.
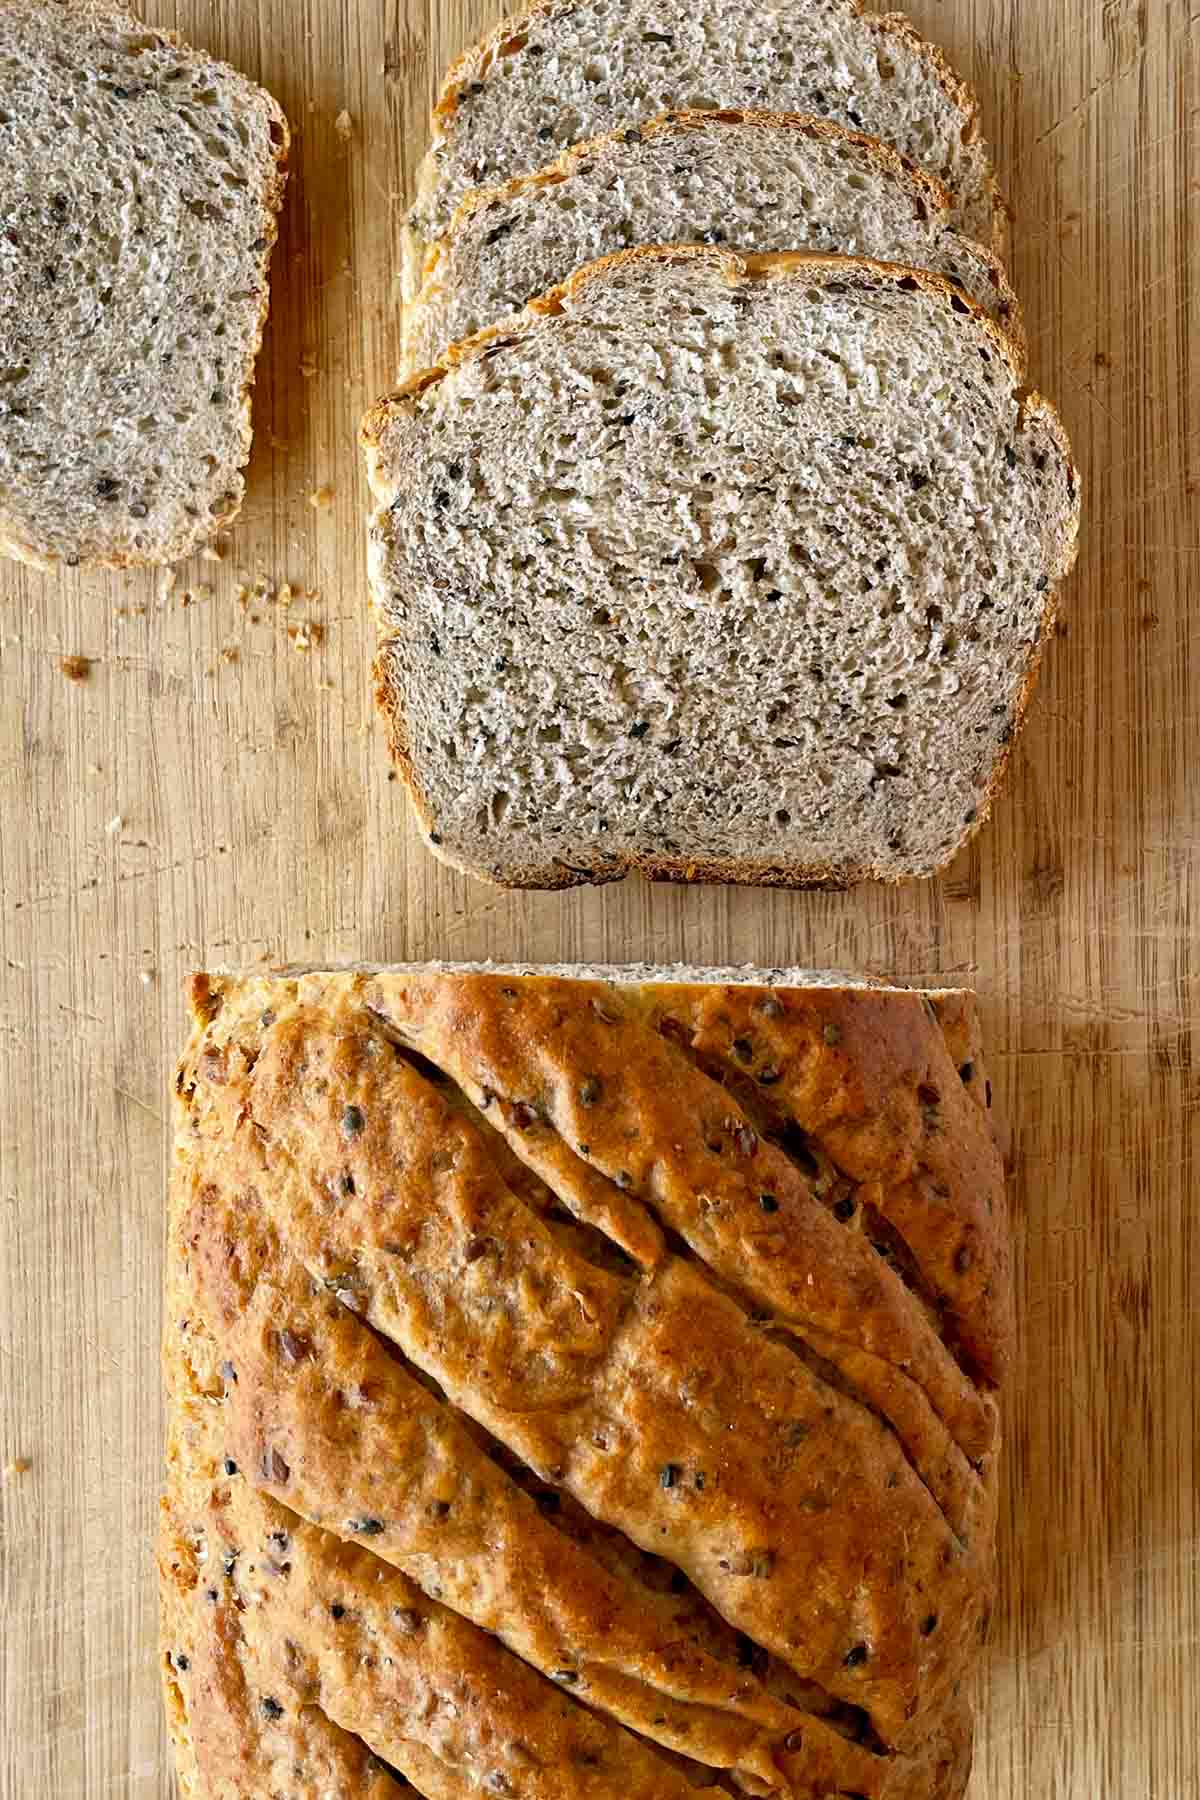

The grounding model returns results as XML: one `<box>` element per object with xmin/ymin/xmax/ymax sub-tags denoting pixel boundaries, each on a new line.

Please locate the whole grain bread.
<box><xmin>162</xmin><ymin>963</ymin><xmax>1006</xmax><ymax>1798</ymax></box>
<box><xmin>405</xmin><ymin>108</ymin><xmax>1022</xmax><ymax>373</ymax></box>
<box><xmin>406</xmin><ymin>0</ymin><xmax>1001</xmax><ymax>277</ymax></box>
<box><xmin>364</xmin><ymin>248</ymin><xmax>1079</xmax><ymax>891</ymax></box>
<box><xmin>0</xmin><ymin>0</ymin><xmax>288</xmax><ymax>571</ymax></box>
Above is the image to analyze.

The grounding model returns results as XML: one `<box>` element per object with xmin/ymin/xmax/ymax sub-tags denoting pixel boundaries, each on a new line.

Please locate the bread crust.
<box><xmin>0</xmin><ymin>0</ymin><xmax>289</xmax><ymax>573</ymax></box>
<box><xmin>404</xmin><ymin>108</ymin><xmax>1024</xmax><ymax>375</ymax></box>
<box><xmin>416</xmin><ymin>0</ymin><xmax>1002</xmax><ymax>247</ymax></box>
<box><xmin>162</xmin><ymin>966</ymin><xmax>1006</xmax><ymax>1796</ymax></box>
<box><xmin>364</xmin><ymin>248</ymin><xmax>1079</xmax><ymax>891</ymax></box>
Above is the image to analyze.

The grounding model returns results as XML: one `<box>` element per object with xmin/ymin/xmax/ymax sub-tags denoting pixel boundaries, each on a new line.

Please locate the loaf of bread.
<box><xmin>405</xmin><ymin>108</ymin><xmax>1022</xmax><ymax>374</ymax></box>
<box><xmin>0</xmin><ymin>0</ymin><xmax>288</xmax><ymax>571</ymax></box>
<box><xmin>406</xmin><ymin>0</ymin><xmax>1001</xmax><ymax>281</ymax></box>
<box><xmin>365</xmin><ymin>247</ymin><xmax>1079</xmax><ymax>890</ymax></box>
<box><xmin>161</xmin><ymin>961</ymin><xmax>1010</xmax><ymax>1799</ymax></box>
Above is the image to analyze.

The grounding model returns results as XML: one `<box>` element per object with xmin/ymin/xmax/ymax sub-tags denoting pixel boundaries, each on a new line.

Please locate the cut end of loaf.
<box><xmin>368</xmin><ymin>248</ymin><xmax>1077</xmax><ymax>891</ymax></box>
<box><xmin>0</xmin><ymin>0</ymin><xmax>288</xmax><ymax>571</ymax></box>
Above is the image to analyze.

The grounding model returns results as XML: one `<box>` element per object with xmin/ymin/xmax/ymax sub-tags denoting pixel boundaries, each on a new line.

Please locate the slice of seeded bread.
<box><xmin>0</xmin><ymin>0</ymin><xmax>288</xmax><ymax>572</ymax></box>
<box><xmin>363</xmin><ymin>248</ymin><xmax>1079</xmax><ymax>892</ymax></box>
<box><xmin>407</xmin><ymin>0</ymin><xmax>1000</xmax><ymax>274</ymax></box>
<box><xmin>405</xmin><ymin>108</ymin><xmax>1023</xmax><ymax>373</ymax></box>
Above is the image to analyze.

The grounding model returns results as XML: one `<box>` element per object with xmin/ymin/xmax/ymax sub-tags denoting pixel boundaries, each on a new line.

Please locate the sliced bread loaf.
<box><xmin>408</xmin><ymin>0</ymin><xmax>1000</xmax><ymax>262</ymax></box>
<box><xmin>363</xmin><ymin>248</ymin><xmax>1079</xmax><ymax>891</ymax></box>
<box><xmin>0</xmin><ymin>0</ymin><xmax>288</xmax><ymax>571</ymax></box>
<box><xmin>406</xmin><ymin>108</ymin><xmax>1022</xmax><ymax>372</ymax></box>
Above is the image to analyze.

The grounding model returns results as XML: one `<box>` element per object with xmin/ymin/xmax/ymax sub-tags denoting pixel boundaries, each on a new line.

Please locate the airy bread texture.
<box><xmin>409</xmin><ymin>0</ymin><xmax>1000</xmax><ymax>258</ymax></box>
<box><xmin>405</xmin><ymin>109</ymin><xmax>1022</xmax><ymax>372</ymax></box>
<box><xmin>0</xmin><ymin>0</ymin><xmax>288</xmax><ymax>571</ymax></box>
<box><xmin>364</xmin><ymin>248</ymin><xmax>1079</xmax><ymax>891</ymax></box>
<box><xmin>162</xmin><ymin>963</ymin><xmax>1009</xmax><ymax>1798</ymax></box>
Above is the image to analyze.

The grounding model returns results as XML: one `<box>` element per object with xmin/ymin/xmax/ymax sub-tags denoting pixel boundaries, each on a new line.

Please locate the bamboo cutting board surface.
<box><xmin>1</xmin><ymin>0</ymin><xmax>1197</xmax><ymax>1793</ymax></box>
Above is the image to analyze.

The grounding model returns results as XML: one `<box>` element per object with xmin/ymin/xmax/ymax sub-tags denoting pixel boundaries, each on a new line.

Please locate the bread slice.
<box><xmin>407</xmin><ymin>0</ymin><xmax>1000</xmax><ymax>271</ymax></box>
<box><xmin>363</xmin><ymin>248</ymin><xmax>1079</xmax><ymax>891</ymax></box>
<box><xmin>0</xmin><ymin>0</ymin><xmax>288</xmax><ymax>571</ymax></box>
<box><xmin>405</xmin><ymin>108</ymin><xmax>1022</xmax><ymax>373</ymax></box>
<box><xmin>162</xmin><ymin>962</ymin><xmax>1008</xmax><ymax>1796</ymax></box>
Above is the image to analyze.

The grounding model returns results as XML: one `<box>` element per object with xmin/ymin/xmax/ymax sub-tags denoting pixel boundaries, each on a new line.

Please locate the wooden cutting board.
<box><xmin>1</xmin><ymin>0</ymin><xmax>1197</xmax><ymax>1793</ymax></box>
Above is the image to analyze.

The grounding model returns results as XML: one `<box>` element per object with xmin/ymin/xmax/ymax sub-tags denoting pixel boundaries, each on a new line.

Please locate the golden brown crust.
<box><xmin>171</xmin><ymin>1159</ymin><xmax>881</xmax><ymax>1790</ymax></box>
<box><xmin>927</xmin><ymin>991</ymin><xmax>993</xmax><ymax>1117</ymax></box>
<box><xmin>163</xmin><ymin>966</ymin><xmax>1004</xmax><ymax>1796</ymax></box>
<box><xmin>160</xmin><ymin>1341</ymin><xmax>413</xmax><ymax>1798</ymax></box>
<box><xmin>366</xmin><ymin>246</ymin><xmax>1027</xmax><ymax>435</ymax></box>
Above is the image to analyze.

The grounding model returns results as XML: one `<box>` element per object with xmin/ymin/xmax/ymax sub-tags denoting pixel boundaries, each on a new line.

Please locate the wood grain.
<box><xmin>1</xmin><ymin>0</ymin><xmax>1197</xmax><ymax>1793</ymax></box>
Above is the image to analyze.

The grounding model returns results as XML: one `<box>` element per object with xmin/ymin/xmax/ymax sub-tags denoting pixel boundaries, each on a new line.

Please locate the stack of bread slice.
<box><xmin>367</xmin><ymin>0</ymin><xmax>1080</xmax><ymax>890</ymax></box>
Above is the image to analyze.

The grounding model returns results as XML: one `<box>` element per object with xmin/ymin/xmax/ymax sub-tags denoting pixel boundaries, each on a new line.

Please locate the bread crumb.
<box><xmin>308</xmin><ymin>484</ymin><xmax>335</xmax><ymax>509</ymax></box>
<box><xmin>334</xmin><ymin>108</ymin><xmax>353</xmax><ymax>139</ymax></box>
<box><xmin>60</xmin><ymin>654</ymin><xmax>91</xmax><ymax>683</ymax></box>
<box><xmin>4</xmin><ymin>1457</ymin><xmax>31</xmax><ymax>1479</ymax></box>
<box><xmin>299</xmin><ymin>354</ymin><xmax>319</xmax><ymax>379</ymax></box>
<box><xmin>221</xmin><ymin>646</ymin><xmax>240</xmax><ymax>664</ymax></box>
<box><xmin>234</xmin><ymin>584</ymin><xmax>250</xmax><ymax>605</ymax></box>
<box><xmin>277</xmin><ymin>582</ymin><xmax>295</xmax><ymax>607</ymax></box>
<box><xmin>289</xmin><ymin>622</ymin><xmax>324</xmax><ymax>651</ymax></box>
<box><xmin>139</xmin><ymin>969</ymin><xmax>154</xmax><ymax>987</ymax></box>
<box><xmin>87</xmin><ymin>763</ymin><xmax>102</xmax><ymax>776</ymax></box>
<box><xmin>106</xmin><ymin>814</ymin><xmax>123</xmax><ymax>836</ymax></box>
